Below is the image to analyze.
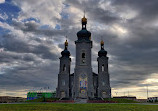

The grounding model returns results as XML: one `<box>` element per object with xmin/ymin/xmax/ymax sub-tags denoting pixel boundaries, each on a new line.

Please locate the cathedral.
<box><xmin>56</xmin><ymin>15</ymin><xmax>111</xmax><ymax>99</ymax></box>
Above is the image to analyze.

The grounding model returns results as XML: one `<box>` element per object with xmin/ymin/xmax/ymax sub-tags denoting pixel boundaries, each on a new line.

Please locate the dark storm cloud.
<box><xmin>0</xmin><ymin>61</ymin><xmax>59</xmax><ymax>90</ymax></box>
<box><xmin>105</xmin><ymin>0</ymin><xmax>158</xmax><ymax>87</ymax></box>
<box><xmin>108</xmin><ymin>27</ymin><xmax>158</xmax><ymax>87</ymax></box>
<box><xmin>12</xmin><ymin>19</ymin><xmax>66</xmax><ymax>37</ymax></box>
<box><xmin>112</xmin><ymin>0</ymin><xmax>158</xmax><ymax>18</ymax></box>
<box><xmin>0</xmin><ymin>34</ymin><xmax>59</xmax><ymax>90</ymax></box>
<box><xmin>0</xmin><ymin>34</ymin><xmax>58</xmax><ymax>60</ymax></box>
<box><xmin>0</xmin><ymin>34</ymin><xmax>32</xmax><ymax>53</ymax></box>
<box><xmin>65</xmin><ymin>0</ymin><xmax>121</xmax><ymax>24</ymax></box>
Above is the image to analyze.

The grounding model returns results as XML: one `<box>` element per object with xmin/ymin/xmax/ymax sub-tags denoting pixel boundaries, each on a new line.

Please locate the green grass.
<box><xmin>104</xmin><ymin>98</ymin><xmax>139</xmax><ymax>103</ymax></box>
<box><xmin>0</xmin><ymin>103</ymin><xmax>158</xmax><ymax>111</ymax></box>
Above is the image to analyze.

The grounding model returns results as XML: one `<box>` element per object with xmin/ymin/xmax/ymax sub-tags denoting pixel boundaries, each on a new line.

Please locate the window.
<box><xmin>102</xmin><ymin>64</ymin><xmax>104</xmax><ymax>72</ymax></box>
<box><xmin>63</xmin><ymin>64</ymin><xmax>66</xmax><ymax>71</ymax></box>
<box><xmin>82</xmin><ymin>53</ymin><xmax>85</xmax><ymax>58</ymax></box>
<box><xmin>82</xmin><ymin>52</ymin><xmax>86</xmax><ymax>63</ymax></box>
<box><xmin>102</xmin><ymin>81</ymin><xmax>105</xmax><ymax>86</ymax></box>
<box><xmin>81</xmin><ymin>51</ymin><xmax>86</xmax><ymax>64</ymax></box>
<box><xmin>62</xmin><ymin>80</ymin><xmax>65</xmax><ymax>86</ymax></box>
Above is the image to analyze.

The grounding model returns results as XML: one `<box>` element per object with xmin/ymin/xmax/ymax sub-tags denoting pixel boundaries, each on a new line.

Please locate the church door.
<box><xmin>80</xmin><ymin>89</ymin><xmax>87</xmax><ymax>98</ymax></box>
<box><xmin>102</xmin><ymin>91</ymin><xmax>106</xmax><ymax>98</ymax></box>
<box><xmin>60</xmin><ymin>91</ymin><xmax>65</xmax><ymax>98</ymax></box>
<box><xmin>79</xmin><ymin>75</ymin><xmax>88</xmax><ymax>98</ymax></box>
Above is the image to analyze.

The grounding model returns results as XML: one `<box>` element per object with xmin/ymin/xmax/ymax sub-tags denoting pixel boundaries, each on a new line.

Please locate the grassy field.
<box><xmin>104</xmin><ymin>98</ymin><xmax>139</xmax><ymax>103</ymax></box>
<box><xmin>0</xmin><ymin>103</ymin><xmax>158</xmax><ymax>111</ymax></box>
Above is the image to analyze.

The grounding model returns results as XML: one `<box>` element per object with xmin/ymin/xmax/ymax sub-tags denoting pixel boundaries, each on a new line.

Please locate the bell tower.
<box><xmin>97</xmin><ymin>40</ymin><xmax>111</xmax><ymax>98</ymax></box>
<box><xmin>72</xmin><ymin>14</ymin><xmax>94</xmax><ymax>98</ymax></box>
<box><xmin>56</xmin><ymin>39</ymin><xmax>71</xmax><ymax>99</ymax></box>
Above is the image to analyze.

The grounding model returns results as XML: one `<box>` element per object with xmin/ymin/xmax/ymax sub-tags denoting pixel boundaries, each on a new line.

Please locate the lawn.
<box><xmin>0</xmin><ymin>103</ymin><xmax>158</xmax><ymax>111</ymax></box>
<box><xmin>103</xmin><ymin>98</ymin><xmax>139</xmax><ymax>103</ymax></box>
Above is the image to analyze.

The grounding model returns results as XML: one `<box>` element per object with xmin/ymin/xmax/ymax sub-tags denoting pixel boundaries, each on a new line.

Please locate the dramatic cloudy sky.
<box><xmin>0</xmin><ymin>0</ymin><xmax>158</xmax><ymax>99</ymax></box>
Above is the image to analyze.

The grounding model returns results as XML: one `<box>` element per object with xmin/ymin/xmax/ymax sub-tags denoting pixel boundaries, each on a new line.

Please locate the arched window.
<box><xmin>63</xmin><ymin>64</ymin><xmax>66</xmax><ymax>71</ymax></box>
<box><xmin>82</xmin><ymin>53</ymin><xmax>85</xmax><ymax>58</ymax></box>
<box><xmin>102</xmin><ymin>64</ymin><xmax>104</xmax><ymax>72</ymax></box>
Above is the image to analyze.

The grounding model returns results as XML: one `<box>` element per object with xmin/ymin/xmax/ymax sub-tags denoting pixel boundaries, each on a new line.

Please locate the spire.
<box><xmin>82</xmin><ymin>10</ymin><xmax>87</xmax><ymax>22</ymax></box>
<box><xmin>81</xmin><ymin>11</ymin><xmax>87</xmax><ymax>29</ymax></box>
<box><xmin>101</xmin><ymin>40</ymin><xmax>104</xmax><ymax>49</ymax></box>
<box><xmin>100</xmin><ymin>36</ymin><xmax>104</xmax><ymax>49</ymax></box>
<box><xmin>65</xmin><ymin>36</ymin><xmax>68</xmax><ymax>49</ymax></box>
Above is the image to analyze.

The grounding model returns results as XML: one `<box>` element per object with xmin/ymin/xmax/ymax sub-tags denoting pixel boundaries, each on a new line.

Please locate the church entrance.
<box><xmin>60</xmin><ymin>91</ymin><xmax>65</xmax><ymax>98</ymax></box>
<box><xmin>79</xmin><ymin>74</ymin><xmax>88</xmax><ymax>98</ymax></box>
<box><xmin>102</xmin><ymin>91</ymin><xmax>106</xmax><ymax>98</ymax></box>
<box><xmin>80</xmin><ymin>89</ymin><xmax>87</xmax><ymax>98</ymax></box>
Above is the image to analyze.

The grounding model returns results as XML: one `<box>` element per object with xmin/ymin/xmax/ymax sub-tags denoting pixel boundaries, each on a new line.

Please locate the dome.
<box><xmin>77</xmin><ymin>29</ymin><xmax>91</xmax><ymax>41</ymax></box>
<box><xmin>98</xmin><ymin>49</ymin><xmax>107</xmax><ymax>57</ymax></box>
<box><xmin>98</xmin><ymin>40</ymin><xmax>107</xmax><ymax>57</ymax></box>
<box><xmin>61</xmin><ymin>39</ymin><xmax>70</xmax><ymax>57</ymax></box>
<box><xmin>61</xmin><ymin>49</ymin><xmax>70</xmax><ymax>57</ymax></box>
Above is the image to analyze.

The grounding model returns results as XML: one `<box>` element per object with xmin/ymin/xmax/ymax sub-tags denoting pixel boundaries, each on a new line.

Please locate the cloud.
<box><xmin>0</xmin><ymin>13</ymin><xmax>8</xmax><ymax>20</ymax></box>
<box><xmin>12</xmin><ymin>0</ymin><xmax>63</xmax><ymax>27</ymax></box>
<box><xmin>0</xmin><ymin>0</ymin><xmax>5</xmax><ymax>4</ymax></box>
<box><xmin>0</xmin><ymin>34</ymin><xmax>60</xmax><ymax>94</ymax></box>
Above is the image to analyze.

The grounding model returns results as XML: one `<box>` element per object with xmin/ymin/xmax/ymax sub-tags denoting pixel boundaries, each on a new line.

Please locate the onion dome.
<box><xmin>77</xmin><ymin>29</ymin><xmax>91</xmax><ymax>41</ymax></box>
<box><xmin>98</xmin><ymin>40</ymin><xmax>107</xmax><ymax>57</ymax></box>
<box><xmin>61</xmin><ymin>39</ymin><xmax>70</xmax><ymax>57</ymax></box>
<box><xmin>77</xmin><ymin>14</ymin><xmax>91</xmax><ymax>41</ymax></box>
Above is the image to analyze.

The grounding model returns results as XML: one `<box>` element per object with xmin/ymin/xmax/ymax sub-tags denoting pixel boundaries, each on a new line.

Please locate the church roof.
<box><xmin>98</xmin><ymin>49</ymin><xmax>107</xmax><ymax>57</ymax></box>
<box><xmin>98</xmin><ymin>40</ymin><xmax>107</xmax><ymax>57</ymax></box>
<box><xmin>61</xmin><ymin>49</ymin><xmax>70</xmax><ymax>57</ymax></box>
<box><xmin>77</xmin><ymin>29</ymin><xmax>91</xmax><ymax>41</ymax></box>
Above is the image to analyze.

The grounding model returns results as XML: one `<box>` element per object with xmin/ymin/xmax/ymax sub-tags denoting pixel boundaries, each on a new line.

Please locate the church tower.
<box><xmin>56</xmin><ymin>13</ymin><xmax>111</xmax><ymax>100</ymax></box>
<box><xmin>97</xmin><ymin>40</ymin><xmax>111</xmax><ymax>98</ymax></box>
<box><xmin>56</xmin><ymin>40</ymin><xmax>71</xmax><ymax>98</ymax></box>
<box><xmin>72</xmin><ymin>14</ymin><xmax>94</xmax><ymax>98</ymax></box>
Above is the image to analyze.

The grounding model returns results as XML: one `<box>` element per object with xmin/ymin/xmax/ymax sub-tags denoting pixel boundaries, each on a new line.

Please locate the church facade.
<box><xmin>56</xmin><ymin>15</ymin><xmax>111</xmax><ymax>99</ymax></box>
